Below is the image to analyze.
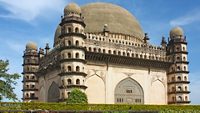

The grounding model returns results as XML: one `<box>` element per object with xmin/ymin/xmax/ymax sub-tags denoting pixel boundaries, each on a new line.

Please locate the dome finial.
<box><xmin>103</xmin><ymin>24</ymin><xmax>109</xmax><ymax>32</ymax></box>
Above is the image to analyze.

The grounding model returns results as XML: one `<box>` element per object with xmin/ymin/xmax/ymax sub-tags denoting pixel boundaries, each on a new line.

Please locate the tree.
<box><xmin>0</xmin><ymin>60</ymin><xmax>20</xmax><ymax>101</ymax></box>
<box><xmin>66</xmin><ymin>88</ymin><xmax>88</xmax><ymax>104</ymax></box>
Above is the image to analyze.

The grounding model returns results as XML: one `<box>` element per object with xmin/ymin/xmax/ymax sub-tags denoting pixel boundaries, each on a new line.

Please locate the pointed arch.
<box><xmin>47</xmin><ymin>81</ymin><xmax>60</xmax><ymax>102</ymax></box>
<box><xmin>115</xmin><ymin>77</ymin><xmax>144</xmax><ymax>104</ymax></box>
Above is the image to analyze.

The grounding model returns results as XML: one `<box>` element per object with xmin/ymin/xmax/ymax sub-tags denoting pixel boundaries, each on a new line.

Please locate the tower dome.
<box><xmin>64</xmin><ymin>3</ymin><xmax>81</xmax><ymax>15</ymax></box>
<box><xmin>170</xmin><ymin>27</ymin><xmax>184</xmax><ymax>39</ymax></box>
<box><xmin>26</xmin><ymin>41</ymin><xmax>37</xmax><ymax>50</ymax></box>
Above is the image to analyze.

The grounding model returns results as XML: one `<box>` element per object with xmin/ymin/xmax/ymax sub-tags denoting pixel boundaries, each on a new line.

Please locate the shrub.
<box><xmin>66</xmin><ymin>88</ymin><xmax>88</xmax><ymax>104</ymax></box>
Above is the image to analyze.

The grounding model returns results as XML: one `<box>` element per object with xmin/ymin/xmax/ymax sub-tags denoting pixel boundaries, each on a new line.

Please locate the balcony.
<box><xmin>168</xmin><ymin>90</ymin><xmax>190</xmax><ymax>94</ymax></box>
<box><xmin>59</xmin><ymin>84</ymin><xmax>87</xmax><ymax>89</ymax></box>
<box><xmin>168</xmin><ymin>81</ymin><xmax>190</xmax><ymax>84</ymax></box>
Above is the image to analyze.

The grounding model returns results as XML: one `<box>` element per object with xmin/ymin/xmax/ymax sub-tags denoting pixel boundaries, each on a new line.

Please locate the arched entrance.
<box><xmin>48</xmin><ymin>81</ymin><xmax>60</xmax><ymax>102</ymax></box>
<box><xmin>115</xmin><ymin>78</ymin><xmax>144</xmax><ymax>104</ymax></box>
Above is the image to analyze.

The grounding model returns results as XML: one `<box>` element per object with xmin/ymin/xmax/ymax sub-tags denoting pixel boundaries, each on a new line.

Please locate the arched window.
<box><xmin>68</xmin><ymin>40</ymin><xmax>71</xmax><ymax>46</ymax></box>
<box><xmin>68</xmin><ymin>27</ymin><xmax>72</xmax><ymax>33</ymax></box>
<box><xmin>127</xmin><ymin>53</ymin><xmax>130</xmax><ymax>57</ymax></box>
<box><xmin>184</xmin><ymin>76</ymin><xmax>187</xmax><ymax>81</ymax></box>
<box><xmin>113</xmin><ymin>51</ymin><xmax>116</xmax><ymax>55</ymax></box>
<box><xmin>76</xmin><ymin>79</ymin><xmax>80</xmax><ymax>85</ymax></box>
<box><xmin>103</xmin><ymin>49</ymin><xmax>106</xmax><ymax>53</ymax></box>
<box><xmin>144</xmin><ymin>55</ymin><xmax>147</xmax><ymax>59</ymax></box>
<box><xmin>94</xmin><ymin>48</ymin><xmax>97</xmax><ymax>52</ymax></box>
<box><xmin>76</xmin><ymin>66</ymin><xmax>80</xmax><ymax>72</ymax></box>
<box><xmin>177</xmin><ymin>57</ymin><xmax>180</xmax><ymax>61</ymax></box>
<box><xmin>183</xmin><ymin>47</ymin><xmax>186</xmax><ymax>51</ymax></box>
<box><xmin>75</xmin><ymin>27</ymin><xmax>79</xmax><ymax>33</ymax></box>
<box><xmin>108</xmin><ymin>50</ymin><xmax>111</xmax><ymax>54</ymax></box>
<box><xmin>177</xmin><ymin>66</ymin><xmax>181</xmax><ymax>71</ymax></box>
<box><xmin>75</xmin><ymin>53</ymin><xmax>79</xmax><ymax>59</ymax></box>
<box><xmin>68</xmin><ymin>66</ymin><xmax>71</xmax><ymax>72</ymax></box>
<box><xmin>178</xmin><ymin>96</ymin><xmax>182</xmax><ymax>101</ymax></box>
<box><xmin>75</xmin><ymin>40</ymin><xmax>79</xmax><ymax>46</ymax></box>
<box><xmin>132</xmin><ymin>53</ymin><xmax>134</xmax><ymax>57</ymax></box>
<box><xmin>67</xmin><ymin>79</ymin><xmax>72</xmax><ymax>85</ymax></box>
<box><xmin>123</xmin><ymin>52</ymin><xmax>126</xmax><ymax>56</ymax></box>
<box><xmin>185</xmin><ymin>86</ymin><xmax>188</xmax><ymax>91</ymax></box>
<box><xmin>68</xmin><ymin>53</ymin><xmax>71</xmax><ymax>58</ymax></box>
<box><xmin>89</xmin><ymin>47</ymin><xmax>92</xmax><ymax>51</ymax></box>
<box><xmin>185</xmin><ymin>96</ymin><xmax>188</xmax><ymax>101</ymax></box>
<box><xmin>118</xmin><ymin>51</ymin><xmax>121</xmax><ymax>55</ymax></box>
<box><xmin>26</xmin><ymin>93</ymin><xmax>29</xmax><ymax>97</ymax></box>
<box><xmin>178</xmin><ymin>86</ymin><xmax>182</xmax><ymax>91</ymax></box>
<box><xmin>183</xmin><ymin>57</ymin><xmax>186</xmax><ymax>61</ymax></box>
<box><xmin>177</xmin><ymin>76</ymin><xmax>181</xmax><ymax>81</ymax></box>
<box><xmin>184</xmin><ymin>66</ymin><xmax>186</xmax><ymax>71</ymax></box>
<box><xmin>98</xmin><ymin>48</ymin><xmax>101</xmax><ymax>52</ymax></box>
<box><xmin>140</xmin><ymin>54</ymin><xmax>143</xmax><ymax>58</ymax></box>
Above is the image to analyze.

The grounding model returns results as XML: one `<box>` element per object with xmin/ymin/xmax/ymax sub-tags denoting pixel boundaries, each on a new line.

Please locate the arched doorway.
<box><xmin>48</xmin><ymin>81</ymin><xmax>60</xmax><ymax>102</ymax></box>
<box><xmin>115</xmin><ymin>78</ymin><xmax>144</xmax><ymax>104</ymax></box>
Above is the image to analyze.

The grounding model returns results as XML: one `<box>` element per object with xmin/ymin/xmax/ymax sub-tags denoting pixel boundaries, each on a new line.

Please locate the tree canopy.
<box><xmin>0</xmin><ymin>60</ymin><xmax>20</xmax><ymax>101</ymax></box>
<box><xmin>66</xmin><ymin>88</ymin><xmax>88</xmax><ymax>104</ymax></box>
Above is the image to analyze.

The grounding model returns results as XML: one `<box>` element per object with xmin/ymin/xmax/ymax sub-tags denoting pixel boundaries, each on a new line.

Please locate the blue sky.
<box><xmin>0</xmin><ymin>0</ymin><xmax>200</xmax><ymax>104</ymax></box>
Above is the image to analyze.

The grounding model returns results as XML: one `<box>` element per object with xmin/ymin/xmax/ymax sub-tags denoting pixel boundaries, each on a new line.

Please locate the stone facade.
<box><xmin>22</xmin><ymin>2</ymin><xmax>190</xmax><ymax>105</ymax></box>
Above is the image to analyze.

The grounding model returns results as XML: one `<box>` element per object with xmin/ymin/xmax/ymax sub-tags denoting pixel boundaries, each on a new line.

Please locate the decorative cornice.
<box><xmin>85</xmin><ymin>52</ymin><xmax>171</xmax><ymax>69</ymax></box>
<box><xmin>167</xmin><ymin>71</ymin><xmax>189</xmax><ymax>75</ymax></box>
<box><xmin>60</xmin><ymin>17</ymin><xmax>86</xmax><ymax>27</ymax></box>
<box><xmin>168</xmin><ymin>91</ymin><xmax>190</xmax><ymax>94</ymax></box>
<box><xmin>59</xmin><ymin>46</ymin><xmax>86</xmax><ymax>51</ymax></box>
<box><xmin>168</xmin><ymin>81</ymin><xmax>190</xmax><ymax>84</ymax></box>
<box><xmin>167</xmin><ymin>51</ymin><xmax>188</xmax><ymax>55</ymax></box>
<box><xmin>22</xmin><ymin>88</ymin><xmax>38</xmax><ymax>91</ymax></box>
<box><xmin>59</xmin><ymin>84</ymin><xmax>87</xmax><ymax>89</ymax></box>
<box><xmin>22</xmin><ymin>63</ymin><xmax>39</xmax><ymax>66</ymax></box>
<box><xmin>59</xmin><ymin>72</ymin><xmax>87</xmax><ymax>77</ymax></box>
<box><xmin>58</xmin><ymin>32</ymin><xmax>86</xmax><ymax>39</ymax></box>
<box><xmin>60</xmin><ymin>58</ymin><xmax>87</xmax><ymax>64</ymax></box>
<box><xmin>22</xmin><ymin>79</ymin><xmax>38</xmax><ymax>83</ymax></box>
<box><xmin>22</xmin><ymin>72</ymin><xmax>36</xmax><ymax>74</ymax></box>
<box><xmin>175</xmin><ymin>61</ymin><xmax>189</xmax><ymax>64</ymax></box>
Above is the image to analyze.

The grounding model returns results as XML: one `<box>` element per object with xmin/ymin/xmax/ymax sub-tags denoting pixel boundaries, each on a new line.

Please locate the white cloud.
<box><xmin>0</xmin><ymin>0</ymin><xmax>68</xmax><ymax>22</ymax></box>
<box><xmin>170</xmin><ymin>9</ymin><xmax>200</xmax><ymax>26</ymax></box>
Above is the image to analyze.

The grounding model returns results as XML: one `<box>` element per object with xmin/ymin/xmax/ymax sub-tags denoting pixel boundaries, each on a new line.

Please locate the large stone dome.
<box><xmin>81</xmin><ymin>2</ymin><xmax>144</xmax><ymax>38</ymax></box>
<box><xmin>54</xmin><ymin>2</ymin><xmax>144</xmax><ymax>45</ymax></box>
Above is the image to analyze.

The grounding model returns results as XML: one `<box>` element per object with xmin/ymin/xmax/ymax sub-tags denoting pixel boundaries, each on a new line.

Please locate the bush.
<box><xmin>66</xmin><ymin>88</ymin><xmax>88</xmax><ymax>104</ymax></box>
<box><xmin>1</xmin><ymin>102</ymin><xmax>200</xmax><ymax>112</ymax></box>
